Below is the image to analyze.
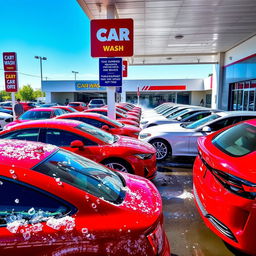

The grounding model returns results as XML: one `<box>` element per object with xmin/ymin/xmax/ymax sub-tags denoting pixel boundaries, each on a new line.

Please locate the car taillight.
<box><xmin>146</xmin><ymin>223</ymin><xmax>164</xmax><ymax>255</ymax></box>
<box><xmin>211</xmin><ymin>169</ymin><xmax>256</xmax><ymax>200</ymax></box>
<box><xmin>199</xmin><ymin>154</ymin><xmax>256</xmax><ymax>200</ymax></box>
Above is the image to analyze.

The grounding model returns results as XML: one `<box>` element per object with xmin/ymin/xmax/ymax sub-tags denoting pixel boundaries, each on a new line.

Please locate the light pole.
<box><xmin>72</xmin><ymin>71</ymin><xmax>79</xmax><ymax>81</ymax></box>
<box><xmin>34</xmin><ymin>56</ymin><xmax>47</xmax><ymax>87</ymax></box>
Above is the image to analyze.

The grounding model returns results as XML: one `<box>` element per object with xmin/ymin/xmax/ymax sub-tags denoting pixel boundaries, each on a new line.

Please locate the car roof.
<box><xmin>0</xmin><ymin>139</ymin><xmax>57</xmax><ymax>169</ymax></box>
<box><xmin>6</xmin><ymin>119</ymin><xmax>82</xmax><ymax>130</ymax></box>
<box><xmin>217</xmin><ymin>111</ymin><xmax>256</xmax><ymax>117</ymax></box>
<box><xmin>56</xmin><ymin>112</ymin><xmax>102</xmax><ymax>118</ymax></box>
<box><xmin>244</xmin><ymin>118</ymin><xmax>256</xmax><ymax>125</ymax></box>
<box><xmin>69</xmin><ymin>102</ymin><xmax>83</xmax><ymax>104</ymax></box>
<box><xmin>27</xmin><ymin>107</ymin><xmax>56</xmax><ymax>112</ymax></box>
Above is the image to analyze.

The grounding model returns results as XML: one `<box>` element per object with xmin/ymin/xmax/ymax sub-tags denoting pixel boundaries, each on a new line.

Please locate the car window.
<box><xmin>0</xmin><ymin>129</ymin><xmax>40</xmax><ymax>142</ymax></box>
<box><xmin>186</xmin><ymin>112</ymin><xmax>210</xmax><ymax>122</ymax></box>
<box><xmin>100</xmin><ymin>115</ymin><xmax>123</xmax><ymax>128</ymax></box>
<box><xmin>19</xmin><ymin>111</ymin><xmax>52</xmax><ymax>120</ymax></box>
<box><xmin>54</xmin><ymin>109</ymin><xmax>64</xmax><ymax>116</ymax></box>
<box><xmin>0</xmin><ymin>177</ymin><xmax>75</xmax><ymax>225</ymax></box>
<box><xmin>68</xmin><ymin>103</ymin><xmax>80</xmax><ymax>107</ymax></box>
<box><xmin>76</xmin><ymin>123</ymin><xmax>115</xmax><ymax>144</ymax></box>
<box><xmin>45</xmin><ymin>129</ymin><xmax>97</xmax><ymax>146</ymax></box>
<box><xmin>33</xmin><ymin>149</ymin><xmax>125</xmax><ymax>204</ymax></box>
<box><xmin>92</xmin><ymin>111</ymin><xmax>107</xmax><ymax>116</ymax></box>
<box><xmin>208</xmin><ymin>117</ymin><xmax>242</xmax><ymax>131</ymax></box>
<box><xmin>186</xmin><ymin>114</ymin><xmax>220</xmax><ymax>129</ymax></box>
<box><xmin>80</xmin><ymin>117</ymin><xmax>112</xmax><ymax>128</ymax></box>
<box><xmin>212</xmin><ymin>123</ymin><xmax>256</xmax><ymax>157</ymax></box>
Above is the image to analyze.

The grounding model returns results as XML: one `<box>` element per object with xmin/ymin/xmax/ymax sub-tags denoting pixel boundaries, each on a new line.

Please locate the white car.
<box><xmin>139</xmin><ymin>111</ymin><xmax>256</xmax><ymax>160</ymax></box>
<box><xmin>141</xmin><ymin>107</ymin><xmax>212</xmax><ymax>129</ymax></box>
<box><xmin>0</xmin><ymin>113</ymin><xmax>14</xmax><ymax>130</ymax></box>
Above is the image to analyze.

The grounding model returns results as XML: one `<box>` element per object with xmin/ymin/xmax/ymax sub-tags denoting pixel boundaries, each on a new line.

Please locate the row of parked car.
<box><xmin>143</xmin><ymin>102</ymin><xmax>256</xmax><ymax>255</ymax></box>
<box><xmin>0</xmin><ymin>101</ymin><xmax>170</xmax><ymax>255</ymax></box>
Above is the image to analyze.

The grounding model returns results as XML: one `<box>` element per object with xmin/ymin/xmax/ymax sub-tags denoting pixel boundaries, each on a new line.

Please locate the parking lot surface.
<box><xmin>153</xmin><ymin>157</ymin><xmax>235</xmax><ymax>256</ymax></box>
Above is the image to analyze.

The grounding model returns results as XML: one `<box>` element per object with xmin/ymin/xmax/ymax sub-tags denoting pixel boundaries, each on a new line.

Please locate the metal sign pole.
<box><xmin>11</xmin><ymin>92</ymin><xmax>16</xmax><ymax>120</ymax></box>
<box><xmin>106</xmin><ymin>5</ymin><xmax>116</xmax><ymax>120</ymax></box>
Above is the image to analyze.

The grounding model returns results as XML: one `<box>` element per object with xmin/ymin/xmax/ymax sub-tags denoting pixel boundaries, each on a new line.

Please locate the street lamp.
<box><xmin>72</xmin><ymin>71</ymin><xmax>79</xmax><ymax>81</ymax></box>
<box><xmin>34</xmin><ymin>56</ymin><xmax>47</xmax><ymax>87</ymax></box>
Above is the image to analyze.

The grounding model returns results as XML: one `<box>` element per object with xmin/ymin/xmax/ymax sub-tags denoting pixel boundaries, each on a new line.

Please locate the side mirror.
<box><xmin>102</xmin><ymin>125</ymin><xmax>110</xmax><ymax>130</ymax></box>
<box><xmin>70</xmin><ymin>140</ymin><xmax>84</xmax><ymax>150</ymax></box>
<box><xmin>202</xmin><ymin>126</ymin><xmax>212</xmax><ymax>132</ymax></box>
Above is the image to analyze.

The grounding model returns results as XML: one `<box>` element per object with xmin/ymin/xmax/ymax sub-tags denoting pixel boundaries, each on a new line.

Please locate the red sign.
<box><xmin>122</xmin><ymin>60</ymin><xmax>128</xmax><ymax>77</ymax></box>
<box><xmin>142</xmin><ymin>85</ymin><xmax>186</xmax><ymax>91</ymax></box>
<box><xmin>4</xmin><ymin>72</ymin><xmax>18</xmax><ymax>92</ymax></box>
<box><xmin>91</xmin><ymin>19</ymin><xmax>134</xmax><ymax>57</ymax></box>
<box><xmin>3</xmin><ymin>52</ymin><xmax>17</xmax><ymax>71</ymax></box>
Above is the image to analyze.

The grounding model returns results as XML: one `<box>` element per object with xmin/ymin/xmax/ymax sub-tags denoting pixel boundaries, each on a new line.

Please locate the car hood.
<box><xmin>115</xmin><ymin>135</ymin><xmax>156</xmax><ymax>153</ymax></box>
<box><xmin>123</xmin><ymin>124</ymin><xmax>141</xmax><ymax>133</ymax></box>
<box><xmin>142</xmin><ymin>122</ymin><xmax>193</xmax><ymax>134</ymax></box>
<box><xmin>4</xmin><ymin>119</ymin><xmax>28</xmax><ymax>129</ymax></box>
<box><xmin>0</xmin><ymin>112</ymin><xmax>13</xmax><ymax>118</ymax></box>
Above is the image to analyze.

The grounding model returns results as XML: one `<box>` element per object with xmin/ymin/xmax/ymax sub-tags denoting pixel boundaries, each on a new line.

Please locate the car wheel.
<box><xmin>102</xmin><ymin>159</ymin><xmax>133</xmax><ymax>174</ymax></box>
<box><xmin>150</xmin><ymin>139</ymin><xmax>170</xmax><ymax>161</ymax></box>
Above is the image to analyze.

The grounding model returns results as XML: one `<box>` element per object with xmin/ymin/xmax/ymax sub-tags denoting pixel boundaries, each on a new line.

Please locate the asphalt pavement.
<box><xmin>152</xmin><ymin>157</ymin><xmax>237</xmax><ymax>256</ymax></box>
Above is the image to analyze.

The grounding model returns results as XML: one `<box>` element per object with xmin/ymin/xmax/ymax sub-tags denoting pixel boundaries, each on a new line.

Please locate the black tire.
<box><xmin>102</xmin><ymin>158</ymin><xmax>133</xmax><ymax>174</ymax></box>
<box><xmin>150</xmin><ymin>139</ymin><xmax>171</xmax><ymax>161</ymax></box>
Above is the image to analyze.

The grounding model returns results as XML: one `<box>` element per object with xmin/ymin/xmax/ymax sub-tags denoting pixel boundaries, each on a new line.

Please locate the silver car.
<box><xmin>141</xmin><ymin>107</ymin><xmax>214</xmax><ymax>129</ymax></box>
<box><xmin>139</xmin><ymin>111</ymin><xmax>256</xmax><ymax>160</ymax></box>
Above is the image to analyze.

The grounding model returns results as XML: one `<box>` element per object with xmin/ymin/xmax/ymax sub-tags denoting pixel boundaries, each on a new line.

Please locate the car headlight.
<box><xmin>139</xmin><ymin>133</ymin><xmax>151</xmax><ymax>139</ymax></box>
<box><xmin>141</xmin><ymin>121</ymin><xmax>148</xmax><ymax>125</ymax></box>
<box><xmin>134</xmin><ymin>153</ymin><xmax>153</xmax><ymax>160</ymax></box>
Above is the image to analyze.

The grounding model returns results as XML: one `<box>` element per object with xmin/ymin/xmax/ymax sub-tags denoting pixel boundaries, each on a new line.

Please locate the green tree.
<box><xmin>33</xmin><ymin>89</ymin><xmax>45</xmax><ymax>99</ymax></box>
<box><xmin>0</xmin><ymin>91</ymin><xmax>11</xmax><ymax>101</ymax></box>
<box><xmin>16</xmin><ymin>85</ymin><xmax>34</xmax><ymax>101</ymax></box>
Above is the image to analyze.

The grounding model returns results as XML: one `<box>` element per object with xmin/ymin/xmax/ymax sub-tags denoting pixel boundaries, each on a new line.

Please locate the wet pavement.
<box><xmin>152</xmin><ymin>157</ymin><xmax>236</xmax><ymax>256</ymax></box>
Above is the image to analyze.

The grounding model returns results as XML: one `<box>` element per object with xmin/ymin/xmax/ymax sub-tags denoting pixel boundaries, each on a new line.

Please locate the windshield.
<box><xmin>116</xmin><ymin>109</ymin><xmax>127</xmax><ymax>118</ymax></box>
<box><xmin>68</xmin><ymin>103</ymin><xmax>80</xmax><ymax>107</ymax></box>
<box><xmin>167</xmin><ymin>109</ymin><xmax>189</xmax><ymax>119</ymax></box>
<box><xmin>185</xmin><ymin>114</ymin><xmax>220</xmax><ymax>129</ymax></box>
<box><xmin>100</xmin><ymin>115</ymin><xmax>123</xmax><ymax>127</ymax></box>
<box><xmin>19</xmin><ymin>110</ymin><xmax>51</xmax><ymax>120</ymax></box>
<box><xmin>162</xmin><ymin>107</ymin><xmax>181</xmax><ymax>117</ymax></box>
<box><xmin>90</xmin><ymin>100</ymin><xmax>104</xmax><ymax>104</ymax></box>
<box><xmin>33</xmin><ymin>149</ymin><xmax>125</xmax><ymax>204</ymax></box>
<box><xmin>212</xmin><ymin>123</ymin><xmax>256</xmax><ymax>157</ymax></box>
<box><xmin>76</xmin><ymin>123</ymin><xmax>116</xmax><ymax>144</ymax></box>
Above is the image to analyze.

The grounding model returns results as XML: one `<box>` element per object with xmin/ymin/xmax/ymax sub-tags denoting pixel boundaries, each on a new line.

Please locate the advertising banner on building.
<box><xmin>99</xmin><ymin>58</ymin><xmax>122</xmax><ymax>86</ymax></box>
<box><xmin>91</xmin><ymin>19</ymin><xmax>134</xmax><ymax>57</ymax></box>
<box><xmin>4</xmin><ymin>72</ymin><xmax>18</xmax><ymax>92</ymax></box>
<box><xmin>75</xmin><ymin>81</ymin><xmax>106</xmax><ymax>91</ymax></box>
<box><xmin>3</xmin><ymin>52</ymin><xmax>17</xmax><ymax>71</ymax></box>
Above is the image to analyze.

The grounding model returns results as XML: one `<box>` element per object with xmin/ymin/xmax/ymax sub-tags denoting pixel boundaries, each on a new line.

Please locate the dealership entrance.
<box><xmin>229</xmin><ymin>80</ymin><xmax>256</xmax><ymax>111</ymax></box>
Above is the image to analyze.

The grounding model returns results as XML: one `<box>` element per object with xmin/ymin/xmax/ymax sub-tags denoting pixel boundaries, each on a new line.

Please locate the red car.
<box><xmin>0</xmin><ymin>139</ymin><xmax>170</xmax><ymax>255</ymax></box>
<box><xmin>115</xmin><ymin>106</ymin><xmax>141</xmax><ymax>118</ymax></box>
<box><xmin>193</xmin><ymin>119</ymin><xmax>256</xmax><ymax>255</ymax></box>
<box><xmin>52</xmin><ymin>105</ymin><xmax>79</xmax><ymax>113</ymax></box>
<box><xmin>85</xmin><ymin>108</ymin><xmax>140</xmax><ymax>127</ymax></box>
<box><xmin>68</xmin><ymin>102</ymin><xmax>87</xmax><ymax>111</ymax></box>
<box><xmin>4</xmin><ymin>107</ymin><xmax>66</xmax><ymax>130</ymax></box>
<box><xmin>55</xmin><ymin>112</ymin><xmax>141</xmax><ymax>138</ymax></box>
<box><xmin>117</xmin><ymin>103</ymin><xmax>142</xmax><ymax>115</ymax></box>
<box><xmin>0</xmin><ymin>101</ymin><xmax>35</xmax><ymax>112</ymax></box>
<box><xmin>0</xmin><ymin>119</ymin><xmax>157</xmax><ymax>179</ymax></box>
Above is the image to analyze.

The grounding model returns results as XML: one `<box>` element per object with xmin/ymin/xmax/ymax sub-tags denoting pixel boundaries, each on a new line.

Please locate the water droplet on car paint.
<box><xmin>9</xmin><ymin>169</ymin><xmax>15</xmax><ymax>174</ymax></box>
<box><xmin>81</xmin><ymin>228</ymin><xmax>88</xmax><ymax>234</ymax></box>
<box><xmin>12</xmin><ymin>175</ymin><xmax>17</xmax><ymax>179</ymax></box>
<box><xmin>91</xmin><ymin>203</ymin><xmax>97</xmax><ymax>209</ymax></box>
<box><xmin>28</xmin><ymin>208</ymin><xmax>35</xmax><ymax>215</ymax></box>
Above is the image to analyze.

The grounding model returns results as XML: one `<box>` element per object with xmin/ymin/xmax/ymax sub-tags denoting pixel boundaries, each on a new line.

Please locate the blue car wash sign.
<box><xmin>99</xmin><ymin>58</ymin><xmax>122</xmax><ymax>87</ymax></box>
<box><xmin>75</xmin><ymin>81</ymin><xmax>106</xmax><ymax>91</ymax></box>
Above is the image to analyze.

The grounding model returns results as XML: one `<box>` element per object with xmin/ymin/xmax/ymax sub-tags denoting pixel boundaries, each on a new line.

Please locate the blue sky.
<box><xmin>0</xmin><ymin>0</ymin><xmax>213</xmax><ymax>90</ymax></box>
